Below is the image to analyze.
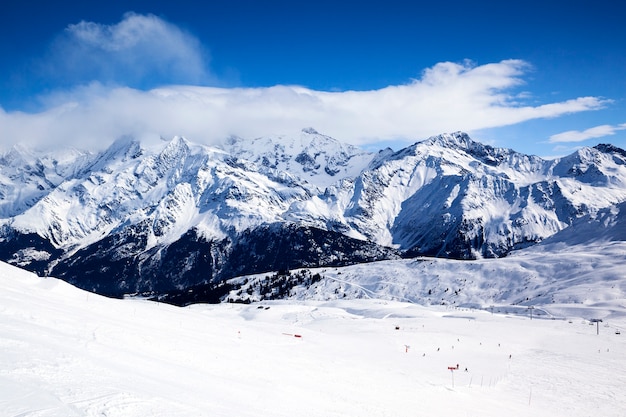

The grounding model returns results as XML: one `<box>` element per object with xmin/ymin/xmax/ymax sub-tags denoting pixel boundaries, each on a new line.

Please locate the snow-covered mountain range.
<box><xmin>157</xmin><ymin>199</ymin><xmax>626</xmax><ymax>308</ymax></box>
<box><xmin>1</xmin><ymin>129</ymin><xmax>626</xmax><ymax>297</ymax></box>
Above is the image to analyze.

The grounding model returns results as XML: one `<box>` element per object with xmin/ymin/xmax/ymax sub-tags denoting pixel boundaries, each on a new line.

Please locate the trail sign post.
<box><xmin>448</xmin><ymin>366</ymin><xmax>457</xmax><ymax>387</ymax></box>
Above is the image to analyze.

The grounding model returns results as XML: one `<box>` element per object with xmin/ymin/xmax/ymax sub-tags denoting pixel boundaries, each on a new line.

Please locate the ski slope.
<box><xmin>1</xmin><ymin>261</ymin><xmax>625</xmax><ymax>417</ymax></box>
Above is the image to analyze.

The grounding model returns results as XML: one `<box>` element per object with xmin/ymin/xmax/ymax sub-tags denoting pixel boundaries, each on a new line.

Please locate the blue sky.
<box><xmin>1</xmin><ymin>0</ymin><xmax>625</xmax><ymax>157</ymax></box>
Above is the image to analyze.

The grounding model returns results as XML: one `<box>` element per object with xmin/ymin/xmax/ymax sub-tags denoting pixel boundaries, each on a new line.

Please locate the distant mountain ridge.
<box><xmin>1</xmin><ymin>130</ymin><xmax>625</xmax><ymax>297</ymax></box>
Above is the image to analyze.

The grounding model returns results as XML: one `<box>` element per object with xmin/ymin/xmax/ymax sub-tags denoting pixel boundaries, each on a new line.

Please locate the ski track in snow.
<box><xmin>1</xmin><ymin>261</ymin><xmax>625</xmax><ymax>417</ymax></box>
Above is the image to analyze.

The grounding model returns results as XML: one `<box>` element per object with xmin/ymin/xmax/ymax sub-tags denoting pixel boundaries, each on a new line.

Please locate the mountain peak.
<box><xmin>419</xmin><ymin>131</ymin><xmax>540</xmax><ymax>170</ymax></box>
<box><xmin>594</xmin><ymin>143</ymin><xmax>626</xmax><ymax>158</ymax></box>
<box><xmin>158</xmin><ymin>136</ymin><xmax>192</xmax><ymax>160</ymax></box>
<box><xmin>216</xmin><ymin>131</ymin><xmax>374</xmax><ymax>189</ymax></box>
<box><xmin>301</xmin><ymin>127</ymin><xmax>320</xmax><ymax>135</ymax></box>
<box><xmin>426</xmin><ymin>131</ymin><xmax>474</xmax><ymax>148</ymax></box>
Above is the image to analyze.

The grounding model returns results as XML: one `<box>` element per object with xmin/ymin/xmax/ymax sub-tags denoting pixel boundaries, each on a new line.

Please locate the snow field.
<box><xmin>1</xmin><ymin>261</ymin><xmax>625</xmax><ymax>416</ymax></box>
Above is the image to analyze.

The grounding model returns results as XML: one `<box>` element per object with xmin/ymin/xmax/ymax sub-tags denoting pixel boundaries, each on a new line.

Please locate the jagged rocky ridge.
<box><xmin>1</xmin><ymin>130</ymin><xmax>625</xmax><ymax>297</ymax></box>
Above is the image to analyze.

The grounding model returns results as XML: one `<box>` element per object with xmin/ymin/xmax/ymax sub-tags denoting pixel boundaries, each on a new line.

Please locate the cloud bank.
<box><xmin>549</xmin><ymin>123</ymin><xmax>626</xmax><ymax>143</ymax></box>
<box><xmin>0</xmin><ymin>13</ymin><xmax>611</xmax><ymax>151</ymax></box>
<box><xmin>0</xmin><ymin>59</ymin><xmax>608</xmax><ymax>151</ymax></box>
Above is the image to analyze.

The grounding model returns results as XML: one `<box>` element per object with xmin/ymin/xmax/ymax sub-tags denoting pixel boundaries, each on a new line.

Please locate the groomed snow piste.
<box><xmin>1</xmin><ymin>261</ymin><xmax>625</xmax><ymax>417</ymax></box>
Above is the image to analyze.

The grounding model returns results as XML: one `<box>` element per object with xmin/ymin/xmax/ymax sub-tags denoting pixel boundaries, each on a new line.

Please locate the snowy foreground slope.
<box><xmin>1</xmin><ymin>261</ymin><xmax>625</xmax><ymax>417</ymax></box>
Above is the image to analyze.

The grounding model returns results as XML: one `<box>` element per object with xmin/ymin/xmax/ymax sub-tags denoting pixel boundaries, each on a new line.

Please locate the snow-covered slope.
<box><xmin>288</xmin><ymin>132</ymin><xmax>626</xmax><ymax>258</ymax></box>
<box><xmin>0</xmin><ymin>144</ymin><xmax>93</xmax><ymax>218</ymax></box>
<box><xmin>219</xmin><ymin>127</ymin><xmax>375</xmax><ymax>190</ymax></box>
<box><xmin>1</xmin><ymin>260</ymin><xmax>625</xmax><ymax>417</ymax></box>
<box><xmin>216</xmin><ymin>204</ymin><xmax>626</xmax><ymax>312</ymax></box>
<box><xmin>1</xmin><ymin>130</ymin><xmax>625</xmax><ymax>296</ymax></box>
<box><xmin>5</xmin><ymin>135</ymin><xmax>315</xmax><ymax>248</ymax></box>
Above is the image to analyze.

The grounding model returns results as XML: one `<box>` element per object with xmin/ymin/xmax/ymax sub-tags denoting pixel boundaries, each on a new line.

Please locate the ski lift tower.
<box><xmin>590</xmin><ymin>318</ymin><xmax>603</xmax><ymax>335</ymax></box>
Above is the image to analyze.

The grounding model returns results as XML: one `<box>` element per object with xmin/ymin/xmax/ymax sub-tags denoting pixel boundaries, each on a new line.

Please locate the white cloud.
<box><xmin>549</xmin><ymin>123</ymin><xmax>626</xmax><ymax>143</ymax></box>
<box><xmin>43</xmin><ymin>12</ymin><xmax>211</xmax><ymax>88</ymax></box>
<box><xmin>0</xmin><ymin>60</ymin><xmax>611</xmax><ymax>151</ymax></box>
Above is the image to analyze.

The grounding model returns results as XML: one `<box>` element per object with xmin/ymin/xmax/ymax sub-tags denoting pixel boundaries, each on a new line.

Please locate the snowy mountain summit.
<box><xmin>1</xmin><ymin>130</ymin><xmax>625</xmax><ymax>297</ymax></box>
